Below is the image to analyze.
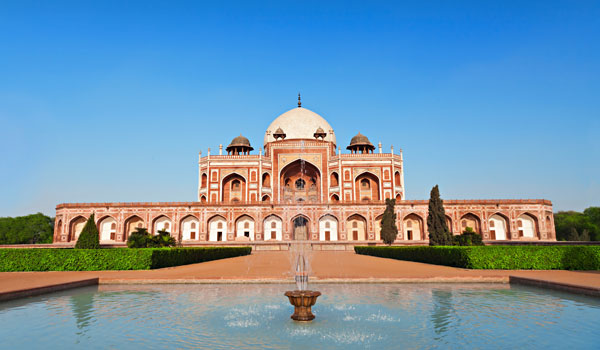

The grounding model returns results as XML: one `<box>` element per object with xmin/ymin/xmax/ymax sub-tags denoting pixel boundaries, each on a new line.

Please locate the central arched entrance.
<box><xmin>293</xmin><ymin>216</ymin><xmax>309</xmax><ymax>240</ymax></box>
<box><xmin>280</xmin><ymin>159</ymin><xmax>321</xmax><ymax>203</ymax></box>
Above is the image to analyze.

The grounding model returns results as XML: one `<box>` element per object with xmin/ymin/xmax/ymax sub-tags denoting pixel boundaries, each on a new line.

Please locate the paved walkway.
<box><xmin>1</xmin><ymin>251</ymin><xmax>600</xmax><ymax>299</ymax></box>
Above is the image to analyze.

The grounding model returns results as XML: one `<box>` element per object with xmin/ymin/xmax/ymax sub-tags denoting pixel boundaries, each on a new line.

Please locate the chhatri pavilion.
<box><xmin>53</xmin><ymin>96</ymin><xmax>556</xmax><ymax>245</ymax></box>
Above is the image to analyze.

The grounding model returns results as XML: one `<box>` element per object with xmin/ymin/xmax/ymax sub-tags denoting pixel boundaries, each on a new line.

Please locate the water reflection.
<box><xmin>431</xmin><ymin>289</ymin><xmax>454</xmax><ymax>337</ymax></box>
<box><xmin>0</xmin><ymin>283</ymin><xmax>599</xmax><ymax>349</ymax></box>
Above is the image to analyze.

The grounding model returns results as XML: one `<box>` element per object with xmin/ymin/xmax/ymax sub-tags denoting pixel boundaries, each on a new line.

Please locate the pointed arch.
<box><xmin>235</xmin><ymin>214</ymin><xmax>255</xmax><ymax>241</ymax></box>
<box><xmin>330</xmin><ymin>194</ymin><xmax>339</xmax><ymax>203</ymax></box>
<box><xmin>208</xmin><ymin>214</ymin><xmax>227</xmax><ymax>242</ymax></box>
<box><xmin>123</xmin><ymin>215</ymin><xmax>145</xmax><ymax>240</ymax></box>
<box><xmin>262</xmin><ymin>194</ymin><xmax>271</xmax><ymax>202</ymax></box>
<box><xmin>180</xmin><ymin>214</ymin><xmax>200</xmax><ymax>241</ymax></box>
<box><xmin>347</xmin><ymin>214</ymin><xmax>367</xmax><ymax>241</ymax></box>
<box><xmin>97</xmin><ymin>215</ymin><xmax>118</xmax><ymax>242</ymax></box>
<box><xmin>403</xmin><ymin>213</ymin><xmax>424</xmax><ymax>240</ymax></box>
<box><xmin>152</xmin><ymin>215</ymin><xmax>172</xmax><ymax>235</ymax></box>
<box><xmin>262</xmin><ymin>172</ymin><xmax>271</xmax><ymax>188</ymax></box>
<box><xmin>201</xmin><ymin>173</ymin><xmax>208</xmax><ymax>188</ymax></box>
<box><xmin>319</xmin><ymin>214</ymin><xmax>338</xmax><ymax>241</ymax></box>
<box><xmin>394</xmin><ymin>171</ymin><xmax>401</xmax><ymax>186</ymax></box>
<box><xmin>222</xmin><ymin>173</ymin><xmax>247</xmax><ymax>203</ymax></box>
<box><xmin>517</xmin><ymin>213</ymin><xmax>539</xmax><ymax>239</ymax></box>
<box><xmin>489</xmin><ymin>213</ymin><xmax>510</xmax><ymax>240</ymax></box>
<box><xmin>460</xmin><ymin>213</ymin><xmax>481</xmax><ymax>234</ymax></box>
<box><xmin>291</xmin><ymin>214</ymin><xmax>310</xmax><ymax>240</ymax></box>
<box><xmin>263</xmin><ymin>214</ymin><xmax>283</xmax><ymax>241</ymax></box>
<box><xmin>69</xmin><ymin>216</ymin><xmax>87</xmax><ymax>242</ymax></box>
<box><xmin>200</xmin><ymin>195</ymin><xmax>207</xmax><ymax>203</ymax></box>
<box><xmin>330</xmin><ymin>172</ymin><xmax>339</xmax><ymax>187</ymax></box>
<box><xmin>354</xmin><ymin>172</ymin><xmax>380</xmax><ymax>201</ymax></box>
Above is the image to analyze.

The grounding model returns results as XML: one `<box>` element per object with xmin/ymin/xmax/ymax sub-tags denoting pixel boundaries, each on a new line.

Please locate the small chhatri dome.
<box><xmin>226</xmin><ymin>134</ymin><xmax>254</xmax><ymax>154</ymax></box>
<box><xmin>348</xmin><ymin>132</ymin><xmax>373</xmax><ymax>147</ymax></box>
<box><xmin>347</xmin><ymin>132</ymin><xmax>375</xmax><ymax>153</ymax></box>
<box><xmin>273</xmin><ymin>127</ymin><xmax>286</xmax><ymax>140</ymax></box>
<box><xmin>314</xmin><ymin>127</ymin><xmax>327</xmax><ymax>140</ymax></box>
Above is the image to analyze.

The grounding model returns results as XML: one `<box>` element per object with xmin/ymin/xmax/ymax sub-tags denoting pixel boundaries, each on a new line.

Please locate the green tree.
<box><xmin>580</xmin><ymin>229</ymin><xmax>590</xmax><ymax>241</ymax></box>
<box><xmin>427</xmin><ymin>185</ymin><xmax>453</xmax><ymax>246</ymax></box>
<box><xmin>566</xmin><ymin>227</ymin><xmax>580</xmax><ymax>241</ymax></box>
<box><xmin>380</xmin><ymin>198</ymin><xmax>398</xmax><ymax>245</ymax></box>
<box><xmin>555</xmin><ymin>209</ymin><xmax>600</xmax><ymax>241</ymax></box>
<box><xmin>0</xmin><ymin>213</ymin><xmax>54</xmax><ymax>244</ymax></box>
<box><xmin>75</xmin><ymin>214</ymin><xmax>100</xmax><ymax>249</ymax></box>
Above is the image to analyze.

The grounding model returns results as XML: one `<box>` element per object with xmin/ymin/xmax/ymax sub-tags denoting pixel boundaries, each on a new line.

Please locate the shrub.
<box><xmin>75</xmin><ymin>214</ymin><xmax>100</xmax><ymax>249</ymax></box>
<box><xmin>127</xmin><ymin>228</ymin><xmax>176</xmax><ymax>248</ymax></box>
<box><xmin>354</xmin><ymin>246</ymin><xmax>600</xmax><ymax>270</ymax></box>
<box><xmin>0</xmin><ymin>247</ymin><xmax>252</xmax><ymax>271</ymax></box>
<box><xmin>127</xmin><ymin>228</ymin><xmax>151</xmax><ymax>248</ymax></box>
<box><xmin>453</xmin><ymin>227</ymin><xmax>484</xmax><ymax>246</ymax></box>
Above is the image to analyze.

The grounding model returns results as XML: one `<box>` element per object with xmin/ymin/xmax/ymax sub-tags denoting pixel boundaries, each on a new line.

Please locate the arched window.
<box><xmin>271</xmin><ymin>222</ymin><xmax>277</xmax><ymax>229</ymax></box>
<box><xmin>191</xmin><ymin>222</ymin><xmax>196</xmax><ymax>229</ymax></box>
<box><xmin>110</xmin><ymin>223</ymin><xmax>116</xmax><ymax>230</ymax></box>
<box><xmin>361</xmin><ymin>179</ymin><xmax>370</xmax><ymax>190</ymax></box>
<box><xmin>353</xmin><ymin>222</ymin><xmax>358</xmax><ymax>228</ymax></box>
<box><xmin>295</xmin><ymin>178</ymin><xmax>305</xmax><ymax>190</ymax></box>
<box><xmin>325</xmin><ymin>222</ymin><xmax>330</xmax><ymax>228</ymax></box>
<box><xmin>244</xmin><ymin>222</ymin><xmax>250</xmax><ymax>229</ymax></box>
<box><xmin>407</xmin><ymin>221</ymin><xmax>412</xmax><ymax>228</ymax></box>
<box><xmin>217</xmin><ymin>222</ymin><xmax>223</xmax><ymax>229</ymax></box>
<box><xmin>232</xmin><ymin>180</ymin><xmax>241</xmax><ymax>191</ymax></box>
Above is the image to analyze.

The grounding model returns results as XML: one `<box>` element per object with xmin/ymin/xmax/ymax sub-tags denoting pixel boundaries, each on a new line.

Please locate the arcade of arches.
<box><xmin>60</xmin><ymin>206</ymin><xmax>553</xmax><ymax>244</ymax></box>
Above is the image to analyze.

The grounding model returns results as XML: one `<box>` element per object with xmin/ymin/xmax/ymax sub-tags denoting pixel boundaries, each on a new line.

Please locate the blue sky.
<box><xmin>0</xmin><ymin>1</ymin><xmax>598</xmax><ymax>217</ymax></box>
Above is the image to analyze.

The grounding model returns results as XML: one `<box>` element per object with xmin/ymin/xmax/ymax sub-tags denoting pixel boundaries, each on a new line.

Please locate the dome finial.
<box><xmin>298</xmin><ymin>92</ymin><xmax>301</xmax><ymax>108</ymax></box>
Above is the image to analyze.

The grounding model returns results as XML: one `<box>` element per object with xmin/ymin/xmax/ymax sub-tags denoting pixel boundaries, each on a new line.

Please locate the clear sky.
<box><xmin>0</xmin><ymin>1</ymin><xmax>598</xmax><ymax>217</ymax></box>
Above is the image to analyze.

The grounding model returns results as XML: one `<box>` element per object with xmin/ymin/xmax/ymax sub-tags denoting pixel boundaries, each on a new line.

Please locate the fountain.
<box><xmin>284</xmin><ymin>254</ymin><xmax>321</xmax><ymax>321</ymax></box>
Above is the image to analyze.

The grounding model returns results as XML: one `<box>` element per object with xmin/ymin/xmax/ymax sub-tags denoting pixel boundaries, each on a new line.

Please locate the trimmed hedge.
<box><xmin>355</xmin><ymin>246</ymin><xmax>600</xmax><ymax>270</ymax></box>
<box><xmin>0</xmin><ymin>247</ymin><xmax>252</xmax><ymax>272</ymax></box>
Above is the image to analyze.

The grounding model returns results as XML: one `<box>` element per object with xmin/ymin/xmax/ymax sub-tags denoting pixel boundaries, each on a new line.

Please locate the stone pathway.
<box><xmin>1</xmin><ymin>251</ymin><xmax>599</xmax><ymax>300</ymax></box>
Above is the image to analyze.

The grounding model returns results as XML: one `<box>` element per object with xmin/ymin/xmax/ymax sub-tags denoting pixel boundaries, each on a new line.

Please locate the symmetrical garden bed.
<box><xmin>355</xmin><ymin>246</ymin><xmax>600</xmax><ymax>270</ymax></box>
<box><xmin>0</xmin><ymin>247</ymin><xmax>252</xmax><ymax>271</ymax></box>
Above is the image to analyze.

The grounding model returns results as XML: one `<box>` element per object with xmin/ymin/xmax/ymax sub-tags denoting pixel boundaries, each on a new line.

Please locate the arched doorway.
<box><xmin>319</xmin><ymin>215</ymin><xmax>338</xmax><ymax>241</ymax></box>
<box><xmin>98</xmin><ymin>216</ymin><xmax>117</xmax><ymax>242</ymax></box>
<box><xmin>518</xmin><ymin>213</ymin><xmax>537</xmax><ymax>238</ymax></box>
<box><xmin>69</xmin><ymin>216</ymin><xmax>87</xmax><ymax>242</ymax></box>
<box><xmin>263</xmin><ymin>215</ymin><xmax>282</xmax><ymax>241</ymax></box>
<box><xmin>180</xmin><ymin>215</ymin><xmax>200</xmax><ymax>241</ymax></box>
<box><xmin>347</xmin><ymin>214</ymin><xmax>367</xmax><ymax>241</ymax></box>
<box><xmin>293</xmin><ymin>216</ymin><xmax>309</xmax><ymax>240</ymax></box>
<box><xmin>354</xmin><ymin>172</ymin><xmax>380</xmax><ymax>201</ymax></box>
<box><xmin>403</xmin><ymin>214</ymin><xmax>423</xmax><ymax>240</ymax></box>
<box><xmin>208</xmin><ymin>215</ymin><xmax>227</xmax><ymax>242</ymax></box>
<box><xmin>489</xmin><ymin>214</ymin><xmax>509</xmax><ymax>240</ymax></box>
<box><xmin>235</xmin><ymin>215</ymin><xmax>255</xmax><ymax>241</ymax></box>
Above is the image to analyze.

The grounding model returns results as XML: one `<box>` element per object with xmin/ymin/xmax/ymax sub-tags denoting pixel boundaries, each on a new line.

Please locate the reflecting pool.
<box><xmin>0</xmin><ymin>283</ymin><xmax>599</xmax><ymax>349</ymax></box>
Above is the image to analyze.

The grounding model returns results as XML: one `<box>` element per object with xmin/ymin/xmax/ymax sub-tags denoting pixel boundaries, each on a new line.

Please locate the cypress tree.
<box><xmin>75</xmin><ymin>213</ymin><xmax>100</xmax><ymax>249</ymax></box>
<box><xmin>381</xmin><ymin>198</ymin><xmax>398</xmax><ymax>245</ymax></box>
<box><xmin>427</xmin><ymin>185</ymin><xmax>453</xmax><ymax>246</ymax></box>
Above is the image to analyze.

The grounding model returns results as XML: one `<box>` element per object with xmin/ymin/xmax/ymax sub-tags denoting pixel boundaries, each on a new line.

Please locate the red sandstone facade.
<box><xmin>53</xmin><ymin>101</ymin><xmax>556</xmax><ymax>244</ymax></box>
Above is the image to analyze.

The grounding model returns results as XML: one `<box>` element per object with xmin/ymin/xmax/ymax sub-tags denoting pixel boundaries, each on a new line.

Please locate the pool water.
<box><xmin>0</xmin><ymin>283</ymin><xmax>599</xmax><ymax>349</ymax></box>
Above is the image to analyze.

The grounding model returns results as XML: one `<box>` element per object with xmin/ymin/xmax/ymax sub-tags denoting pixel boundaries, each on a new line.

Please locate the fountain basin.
<box><xmin>284</xmin><ymin>290</ymin><xmax>321</xmax><ymax>321</ymax></box>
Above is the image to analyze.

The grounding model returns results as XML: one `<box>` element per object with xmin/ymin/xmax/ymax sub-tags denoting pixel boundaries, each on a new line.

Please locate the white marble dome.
<box><xmin>264</xmin><ymin>107</ymin><xmax>336</xmax><ymax>146</ymax></box>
